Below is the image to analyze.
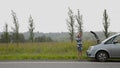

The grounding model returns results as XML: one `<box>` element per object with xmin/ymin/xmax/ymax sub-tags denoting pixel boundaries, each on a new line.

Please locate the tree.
<box><xmin>103</xmin><ymin>9</ymin><xmax>110</xmax><ymax>38</ymax></box>
<box><xmin>18</xmin><ymin>33</ymin><xmax>25</xmax><ymax>42</ymax></box>
<box><xmin>28</xmin><ymin>15</ymin><xmax>35</xmax><ymax>42</ymax></box>
<box><xmin>75</xmin><ymin>9</ymin><xmax>83</xmax><ymax>35</ymax></box>
<box><xmin>0</xmin><ymin>23</ymin><xmax>10</xmax><ymax>43</ymax></box>
<box><xmin>66</xmin><ymin>8</ymin><xmax>75</xmax><ymax>43</ymax></box>
<box><xmin>35</xmin><ymin>35</ymin><xmax>53</xmax><ymax>42</ymax></box>
<box><xmin>11</xmin><ymin>10</ymin><xmax>19</xmax><ymax>45</ymax></box>
<box><xmin>10</xmin><ymin>33</ymin><xmax>25</xmax><ymax>43</ymax></box>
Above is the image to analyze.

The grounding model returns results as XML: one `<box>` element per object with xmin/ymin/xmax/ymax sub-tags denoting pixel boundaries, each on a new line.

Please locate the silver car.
<box><xmin>87</xmin><ymin>33</ymin><xmax>120</xmax><ymax>62</ymax></box>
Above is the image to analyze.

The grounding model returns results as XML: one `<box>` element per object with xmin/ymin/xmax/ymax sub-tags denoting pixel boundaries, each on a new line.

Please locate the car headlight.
<box><xmin>88</xmin><ymin>46</ymin><xmax>94</xmax><ymax>51</ymax></box>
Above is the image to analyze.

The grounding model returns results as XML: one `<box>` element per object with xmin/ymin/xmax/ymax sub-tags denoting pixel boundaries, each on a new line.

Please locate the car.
<box><xmin>87</xmin><ymin>32</ymin><xmax>120</xmax><ymax>62</ymax></box>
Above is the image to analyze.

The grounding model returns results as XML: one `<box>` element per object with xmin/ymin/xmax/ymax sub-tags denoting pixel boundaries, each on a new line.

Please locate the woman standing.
<box><xmin>76</xmin><ymin>32</ymin><xmax>82</xmax><ymax>60</ymax></box>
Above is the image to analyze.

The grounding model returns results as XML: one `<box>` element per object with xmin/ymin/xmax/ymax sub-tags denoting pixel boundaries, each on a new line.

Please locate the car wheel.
<box><xmin>96</xmin><ymin>51</ymin><xmax>108</xmax><ymax>62</ymax></box>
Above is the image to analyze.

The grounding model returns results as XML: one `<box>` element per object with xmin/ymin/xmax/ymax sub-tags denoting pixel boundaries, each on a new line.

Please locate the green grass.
<box><xmin>0</xmin><ymin>42</ymin><xmax>95</xmax><ymax>60</ymax></box>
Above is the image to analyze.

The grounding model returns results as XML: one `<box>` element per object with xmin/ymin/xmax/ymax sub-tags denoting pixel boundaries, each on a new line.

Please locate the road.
<box><xmin>0</xmin><ymin>61</ymin><xmax>120</xmax><ymax>68</ymax></box>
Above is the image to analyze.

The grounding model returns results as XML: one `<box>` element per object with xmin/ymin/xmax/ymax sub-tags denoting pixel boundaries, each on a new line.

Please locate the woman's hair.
<box><xmin>77</xmin><ymin>32</ymin><xmax>81</xmax><ymax>38</ymax></box>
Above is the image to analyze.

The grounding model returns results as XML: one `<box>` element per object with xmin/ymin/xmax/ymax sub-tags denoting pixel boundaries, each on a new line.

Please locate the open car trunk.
<box><xmin>90</xmin><ymin>31</ymin><xmax>100</xmax><ymax>44</ymax></box>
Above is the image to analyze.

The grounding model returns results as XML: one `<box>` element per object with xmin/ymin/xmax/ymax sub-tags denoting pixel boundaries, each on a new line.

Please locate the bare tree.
<box><xmin>28</xmin><ymin>15</ymin><xmax>35</xmax><ymax>42</ymax></box>
<box><xmin>11</xmin><ymin>10</ymin><xmax>19</xmax><ymax>45</ymax></box>
<box><xmin>0</xmin><ymin>23</ymin><xmax>10</xmax><ymax>43</ymax></box>
<box><xmin>66</xmin><ymin>8</ymin><xmax>75</xmax><ymax>43</ymax></box>
<box><xmin>4</xmin><ymin>23</ymin><xmax>9</xmax><ymax>43</ymax></box>
<box><xmin>75</xmin><ymin>9</ymin><xmax>83</xmax><ymax>35</ymax></box>
<box><xmin>103</xmin><ymin>9</ymin><xmax>110</xmax><ymax>38</ymax></box>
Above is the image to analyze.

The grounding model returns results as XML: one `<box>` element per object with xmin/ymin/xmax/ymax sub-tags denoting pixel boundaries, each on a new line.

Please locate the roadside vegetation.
<box><xmin>0</xmin><ymin>8</ymin><xmax>112</xmax><ymax>61</ymax></box>
<box><xmin>0</xmin><ymin>41</ymin><xmax>95</xmax><ymax>60</ymax></box>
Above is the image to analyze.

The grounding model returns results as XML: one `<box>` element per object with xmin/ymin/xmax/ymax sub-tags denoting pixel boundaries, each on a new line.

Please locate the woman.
<box><xmin>76</xmin><ymin>32</ymin><xmax>82</xmax><ymax>60</ymax></box>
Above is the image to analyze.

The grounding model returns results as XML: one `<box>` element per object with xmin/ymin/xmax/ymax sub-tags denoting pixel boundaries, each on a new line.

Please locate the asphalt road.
<box><xmin>0</xmin><ymin>61</ymin><xmax>120</xmax><ymax>68</ymax></box>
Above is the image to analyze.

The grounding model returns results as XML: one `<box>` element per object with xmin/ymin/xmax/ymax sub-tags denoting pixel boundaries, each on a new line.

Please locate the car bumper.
<box><xmin>86</xmin><ymin>50</ymin><xmax>95</xmax><ymax>58</ymax></box>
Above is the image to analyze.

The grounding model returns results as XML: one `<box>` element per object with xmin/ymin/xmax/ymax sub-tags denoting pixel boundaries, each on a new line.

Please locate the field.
<box><xmin>0</xmin><ymin>42</ymin><xmax>95</xmax><ymax>60</ymax></box>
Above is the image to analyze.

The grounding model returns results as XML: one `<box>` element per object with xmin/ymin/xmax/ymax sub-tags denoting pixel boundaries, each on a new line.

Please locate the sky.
<box><xmin>0</xmin><ymin>0</ymin><xmax>120</xmax><ymax>33</ymax></box>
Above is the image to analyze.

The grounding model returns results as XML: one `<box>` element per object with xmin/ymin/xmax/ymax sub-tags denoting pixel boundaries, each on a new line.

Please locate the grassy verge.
<box><xmin>0</xmin><ymin>42</ymin><xmax>95</xmax><ymax>60</ymax></box>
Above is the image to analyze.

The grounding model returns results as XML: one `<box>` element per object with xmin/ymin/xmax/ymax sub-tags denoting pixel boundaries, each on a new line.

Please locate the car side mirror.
<box><xmin>113</xmin><ymin>41</ymin><xmax>118</xmax><ymax>44</ymax></box>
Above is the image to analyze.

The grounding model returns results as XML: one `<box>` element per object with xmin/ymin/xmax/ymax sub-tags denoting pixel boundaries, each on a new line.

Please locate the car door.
<box><xmin>110</xmin><ymin>35</ymin><xmax>120</xmax><ymax>57</ymax></box>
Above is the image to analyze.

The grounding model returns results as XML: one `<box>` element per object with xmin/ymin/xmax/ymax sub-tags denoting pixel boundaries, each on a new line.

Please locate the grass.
<box><xmin>0</xmin><ymin>41</ymin><xmax>95</xmax><ymax>60</ymax></box>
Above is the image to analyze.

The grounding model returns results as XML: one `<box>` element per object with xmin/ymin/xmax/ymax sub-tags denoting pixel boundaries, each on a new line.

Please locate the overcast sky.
<box><xmin>0</xmin><ymin>0</ymin><xmax>120</xmax><ymax>33</ymax></box>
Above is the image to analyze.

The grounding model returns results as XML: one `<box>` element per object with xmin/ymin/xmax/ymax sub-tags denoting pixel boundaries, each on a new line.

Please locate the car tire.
<box><xmin>96</xmin><ymin>51</ymin><xmax>108</xmax><ymax>62</ymax></box>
